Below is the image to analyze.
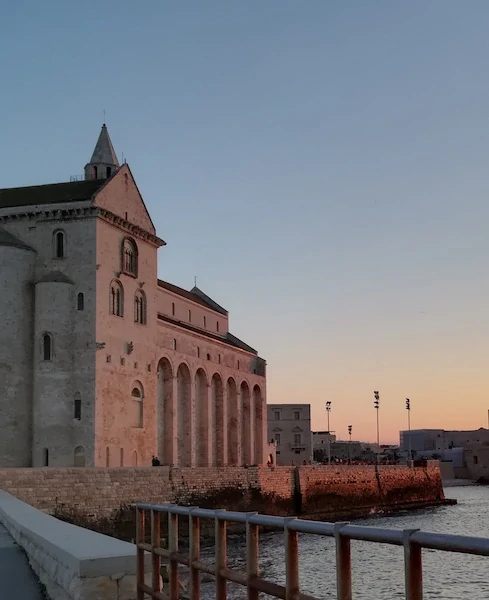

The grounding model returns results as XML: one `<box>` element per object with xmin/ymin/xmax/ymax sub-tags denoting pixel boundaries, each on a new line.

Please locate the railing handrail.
<box><xmin>135</xmin><ymin>503</ymin><xmax>489</xmax><ymax>600</ymax></box>
<box><xmin>136</xmin><ymin>502</ymin><xmax>489</xmax><ymax>555</ymax></box>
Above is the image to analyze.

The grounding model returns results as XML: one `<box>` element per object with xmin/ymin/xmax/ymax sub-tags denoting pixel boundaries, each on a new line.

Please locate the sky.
<box><xmin>2</xmin><ymin>1</ymin><xmax>489</xmax><ymax>444</ymax></box>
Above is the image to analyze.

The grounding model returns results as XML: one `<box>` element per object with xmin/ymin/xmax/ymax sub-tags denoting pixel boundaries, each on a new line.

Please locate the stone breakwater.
<box><xmin>0</xmin><ymin>462</ymin><xmax>446</xmax><ymax>524</ymax></box>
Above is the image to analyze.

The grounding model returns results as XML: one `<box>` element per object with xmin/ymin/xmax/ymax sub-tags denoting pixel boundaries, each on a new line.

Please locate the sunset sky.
<box><xmin>2</xmin><ymin>2</ymin><xmax>489</xmax><ymax>443</ymax></box>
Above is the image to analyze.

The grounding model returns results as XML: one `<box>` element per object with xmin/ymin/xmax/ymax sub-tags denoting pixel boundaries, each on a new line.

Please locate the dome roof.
<box><xmin>0</xmin><ymin>227</ymin><xmax>35</xmax><ymax>252</ymax></box>
<box><xmin>36</xmin><ymin>271</ymin><xmax>74</xmax><ymax>284</ymax></box>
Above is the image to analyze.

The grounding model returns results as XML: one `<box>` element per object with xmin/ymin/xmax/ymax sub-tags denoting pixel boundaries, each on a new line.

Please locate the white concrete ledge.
<box><xmin>0</xmin><ymin>490</ymin><xmax>150</xmax><ymax>600</ymax></box>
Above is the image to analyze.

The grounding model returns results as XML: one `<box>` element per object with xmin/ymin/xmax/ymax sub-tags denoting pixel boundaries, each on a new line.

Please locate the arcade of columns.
<box><xmin>157</xmin><ymin>357</ymin><xmax>265</xmax><ymax>467</ymax></box>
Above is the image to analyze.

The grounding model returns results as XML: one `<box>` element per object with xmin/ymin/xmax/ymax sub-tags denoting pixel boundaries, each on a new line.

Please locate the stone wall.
<box><xmin>298</xmin><ymin>462</ymin><xmax>445</xmax><ymax>517</ymax></box>
<box><xmin>0</xmin><ymin>463</ymin><xmax>444</xmax><ymax>523</ymax></box>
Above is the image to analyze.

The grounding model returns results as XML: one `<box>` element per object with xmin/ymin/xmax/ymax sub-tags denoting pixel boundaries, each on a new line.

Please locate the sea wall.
<box><xmin>0</xmin><ymin>463</ymin><xmax>444</xmax><ymax>523</ymax></box>
<box><xmin>298</xmin><ymin>462</ymin><xmax>445</xmax><ymax>517</ymax></box>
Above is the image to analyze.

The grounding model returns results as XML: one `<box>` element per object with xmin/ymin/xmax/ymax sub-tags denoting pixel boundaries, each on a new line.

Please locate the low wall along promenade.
<box><xmin>0</xmin><ymin>462</ymin><xmax>445</xmax><ymax>527</ymax></box>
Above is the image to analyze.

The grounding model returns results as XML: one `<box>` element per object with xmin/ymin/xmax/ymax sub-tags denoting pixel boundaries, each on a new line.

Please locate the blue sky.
<box><xmin>2</xmin><ymin>1</ymin><xmax>489</xmax><ymax>442</ymax></box>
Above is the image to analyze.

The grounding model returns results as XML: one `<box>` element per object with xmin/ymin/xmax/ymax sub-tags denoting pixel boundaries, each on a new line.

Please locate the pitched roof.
<box><xmin>88</xmin><ymin>124</ymin><xmax>119</xmax><ymax>167</ymax></box>
<box><xmin>0</xmin><ymin>227</ymin><xmax>35</xmax><ymax>251</ymax></box>
<box><xmin>0</xmin><ymin>179</ymin><xmax>105</xmax><ymax>210</ymax></box>
<box><xmin>190</xmin><ymin>286</ymin><xmax>228</xmax><ymax>315</ymax></box>
<box><xmin>157</xmin><ymin>313</ymin><xmax>257</xmax><ymax>355</ymax></box>
<box><xmin>157</xmin><ymin>280</ymin><xmax>228</xmax><ymax>316</ymax></box>
<box><xmin>37</xmin><ymin>271</ymin><xmax>74</xmax><ymax>284</ymax></box>
<box><xmin>226</xmin><ymin>332</ymin><xmax>256</xmax><ymax>354</ymax></box>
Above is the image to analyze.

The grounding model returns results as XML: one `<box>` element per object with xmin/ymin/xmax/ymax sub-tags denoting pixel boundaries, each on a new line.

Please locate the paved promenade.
<box><xmin>0</xmin><ymin>524</ymin><xmax>45</xmax><ymax>599</ymax></box>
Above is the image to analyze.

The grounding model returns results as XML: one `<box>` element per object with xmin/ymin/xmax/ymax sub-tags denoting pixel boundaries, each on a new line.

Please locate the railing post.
<box><xmin>189</xmin><ymin>507</ymin><xmax>201</xmax><ymax>600</ymax></box>
<box><xmin>151</xmin><ymin>508</ymin><xmax>161</xmax><ymax>593</ymax></box>
<box><xmin>285</xmin><ymin>518</ymin><xmax>299</xmax><ymax>600</ymax></box>
<box><xmin>168</xmin><ymin>507</ymin><xmax>179</xmax><ymax>600</ymax></box>
<box><xmin>136</xmin><ymin>506</ymin><xmax>145</xmax><ymax>600</ymax></box>
<box><xmin>334</xmin><ymin>522</ymin><xmax>352</xmax><ymax>600</ymax></box>
<box><xmin>246</xmin><ymin>512</ymin><xmax>259</xmax><ymax>600</ymax></box>
<box><xmin>403</xmin><ymin>529</ymin><xmax>423</xmax><ymax>600</ymax></box>
<box><xmin>215</xmin><ymin>510</ymin><xmax>227</xmax><ymax>600</ymax></box>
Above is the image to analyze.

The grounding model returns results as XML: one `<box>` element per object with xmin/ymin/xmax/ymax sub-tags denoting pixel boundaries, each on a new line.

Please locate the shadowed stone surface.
<box><xmin>0</xmin><ymin>524</ymin><xmax>45</xmax><ymax>599</ymax></box>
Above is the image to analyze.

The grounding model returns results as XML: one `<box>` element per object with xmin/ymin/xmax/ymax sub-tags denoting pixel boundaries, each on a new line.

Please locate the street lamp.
<box><xmin>348</xmin><ymin>425</ymin><xmax>352</xmax><ymax>464</ymax></box>
<box><xmin>325</xmin><ymin>401</ymin><xmax>332</xmax><ymax>465</ymax></box>
<box><xmin>405</xmin><ymin>398</ymin><xmax>411</xmax><ymax>462</ymax></box>
<box><xmin>374</xmin><ymin>391</ymin><xmax>380</xmax><ymax>462</ymax></box>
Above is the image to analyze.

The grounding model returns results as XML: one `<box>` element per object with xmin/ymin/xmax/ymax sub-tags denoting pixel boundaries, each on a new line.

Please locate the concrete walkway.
<box><xmin>0</xmin><ymin>524</ymin><xmax>46</xmax><ymax>599</ymax></box>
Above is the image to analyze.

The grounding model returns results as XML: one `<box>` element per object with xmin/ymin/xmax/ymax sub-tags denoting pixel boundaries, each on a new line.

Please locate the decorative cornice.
<box><xmin>95</xmin><ymin>208</ymin><xmax>166</xmax><ymax>247</ymax></box>
<box><xmin>0</xmin><ymin>205</ymin><xmax>166</xmax><ymax>247</ymax></box>
<box><xmin>0</xmin><ymin>206</ymin><xmax>97</xmax><ymax>224</ymax></box>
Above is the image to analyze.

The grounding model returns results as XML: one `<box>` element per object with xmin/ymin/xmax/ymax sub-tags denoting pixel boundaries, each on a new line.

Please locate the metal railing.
<box><xmin>135</xmin><ymin>503</ymin><xmax>489</xmax><ymax>600</ymax></box>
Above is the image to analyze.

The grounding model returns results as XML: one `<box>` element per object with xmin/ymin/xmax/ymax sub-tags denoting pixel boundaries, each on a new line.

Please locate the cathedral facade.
<box><xmin>0</xmin><ymin>125</ymin><xmax>267</xmax><ymax>468</ymax></box>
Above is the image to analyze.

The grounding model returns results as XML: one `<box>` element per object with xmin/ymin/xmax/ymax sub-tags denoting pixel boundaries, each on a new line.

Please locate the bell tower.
<box><xmin>84</xmin><ymin>124</ymin><xmax>120</xmax><ymax>180</ymax></box>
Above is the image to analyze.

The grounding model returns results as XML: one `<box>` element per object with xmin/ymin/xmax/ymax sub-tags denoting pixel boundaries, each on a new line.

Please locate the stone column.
<box><xmin>222</xmin><ymin>382</ymin><xmax>228</xmax><ymax>466</ymax></box>
<box><xmin>237</xmin><ymin>390</ymin><xmax>243</xmax><ymax>466</ymax></box>
<box><xmin>171</xmin><ymin>376</ymin><xmax>179</xmax><ymax>466</ymax></box>
<box><xmin>249</xmin><ymin>391</ymin><xmax>255</xmax><ymax>466</ymax></box>
<box><xmin>207</xmin><ymin>384</ymin><xmax>214</xmax><ymax>466</ymax></box>
<box><xmin>190</xmin><ymin>380</ymin><xmax>197</xmax><ymax>467</ymax></box>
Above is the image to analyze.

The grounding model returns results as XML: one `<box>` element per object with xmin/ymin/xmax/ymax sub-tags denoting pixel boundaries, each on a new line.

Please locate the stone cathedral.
<box><xmin>0</xmin><ymin>125</ymin><xmax>267</xmax><ymax>468</ymax></box>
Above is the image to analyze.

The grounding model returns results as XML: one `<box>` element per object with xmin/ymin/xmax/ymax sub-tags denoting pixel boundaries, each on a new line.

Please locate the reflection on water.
<box><xmin>199</xmin><ymin>486</ymin><xmax>489</xmax><ymax>599</ymax></box>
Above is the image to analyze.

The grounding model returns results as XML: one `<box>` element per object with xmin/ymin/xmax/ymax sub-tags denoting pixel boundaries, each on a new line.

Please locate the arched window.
<box><xmin>131</xmin><ymin>382</ymin><xmax>144</xmax><ymax>428</ymax></box>
<box><xmin>53</xmin><ymin>230</ymin><xmax>65</xmax><ymax>258</ymax></box>
<box><xmin>42</xmin><ymin>448</ymin><xmax>49</xmax><ymax>467</ymax></box>
<box><xmin>134</xmin><ymin>289</ymin><xmax>146</xmax><ymax>324</ymax></box>
<box><xmin>132</xmin><ymin>450</ymin><xmax>138</xmax><ymax>467</ymax></box>
<box><xmin>43</xmin><ymin>333</ymin><xmax>52</xmax><ymax>361</ymax></box>
<box><xmin>74</xmin><ymin>446</ymin><xmax>85</xmax><ymax>467</ymax></box>
<box><xmin>77</xmin><ymin>292</ymin><xmax>84</xmax><ymax>311</ymax></box>
<box><xmin>93</xmin><ymin>166</ymin><xmax>98</xmax><ymax>179</ymax></box>
<box><xmin>74</xmin><ymin>392</ymin><xmax>81</xmax><ymax>420</ymax></box>
<box><xmin>121</xmin><ymin>237</ymin><xmax>138</xmax><ymax>277</ymax></box>
<box><xmin>216</xmin><ymin>321</ymin><xmax>220</xmax><ymax>332</ymax></box>
<box><xmin>120</xmin><ymin>448</ymin><xmax>124</xmax><ymax>466</ymax></box>
<box><xmin>172</xmin><ymin>339</ymin><xmax>177</xmax><ymax>351</ymax></box>
<box><xmin>106</xmin><ymin>166</ymin><xmax>112</xmax><ymax>178</ymax></box>
<box><xmin>110</xmin><ymin>280</ymin><xmax>124</xmax><ymax>316</ymax></box>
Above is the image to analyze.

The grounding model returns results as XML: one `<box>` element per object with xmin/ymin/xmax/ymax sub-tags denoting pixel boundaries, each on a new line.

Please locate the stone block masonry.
<box><xmin>0</xmin><ymin>463</ymin><xmax>445</xmax><ymax>524</ymax></box>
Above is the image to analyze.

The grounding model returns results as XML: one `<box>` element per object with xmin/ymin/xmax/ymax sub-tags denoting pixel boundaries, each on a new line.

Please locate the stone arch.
<box><xmin>241</xmin><ymin>381</ymin><xmax>252</xmax><ymax>465</ymax></box>
<box><xmin>177</xmin><ymin>362</ymin><xmax>192</xmax><ymax>466</ymax></box>
<box><xmin>109</xmin><ymin>279</ymin><xmax>124</xmax><ymax>316</ymax></box>
<box><xmin>157</xmin><ymin>357</ymin><xmax>174</xmax><ymax>465</ymax></box>
<box><xmin>53</xmin><ymin>229</ymin><xmax>66</xmax><ymax>258</ymax></box>
<box><xmin>74</xmin><ymin>446</ymin><xmax>85</xmax><ymax>467</ymax></box>
<box><xmin>227</xmin><ymin>377</ymin><xmax>238</xmax><ymax>466</ymax></box>
<box><xmin>134</xmin><ymin>289</ymin><xmax>146</xmax><ymax>324</ymax></box>
<box><xmin>121</xmin><ymin>236</ymin><xmax>138</xmax><ymax>277</ymax></box>
<box><xmin>253</xmin><ymin>385</ymin><xmax>263</xmax><ymax>465</ymax></box>
<box><xmin>212</xmin><ymin>373</ymin><xmax>225</xmax><ymax>466</ymax></box>
<box><xmin>195</xmin><ymin>368</ymin><xmax>209</xmax><ymax>466</ymax></box>
<box><xmin>131</xmin><ymin>380</ymin><xmax>144</xmax><ymax>428</ymax></box>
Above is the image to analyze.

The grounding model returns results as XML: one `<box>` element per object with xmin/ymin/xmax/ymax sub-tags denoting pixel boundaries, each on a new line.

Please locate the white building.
<box><xmin>267</xmin><ymin>404</ymin><xmax>312</xmax><ymax>465</ymax></box>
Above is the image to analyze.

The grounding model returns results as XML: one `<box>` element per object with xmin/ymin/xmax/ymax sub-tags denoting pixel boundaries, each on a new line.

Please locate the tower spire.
<box><xmin>84</xmin><ymin>124</ymin><xmax>120</xmax><ymax>181</ymax></box>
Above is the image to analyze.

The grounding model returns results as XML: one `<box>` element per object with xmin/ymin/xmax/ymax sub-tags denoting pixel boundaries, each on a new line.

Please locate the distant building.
<box><xmin>312</xmin><ymin>431</ymin><xmax>337</xmax><ymax>447</ymax></box>
<box><xmin>400</xmin><ymin>429</ymin><xmax>489</xmax><ymax>454</ymax></box>
<box><xmin>267</xmin><ymin>404</ymin><xmax>312</xmax><ymax>465</ymax></box>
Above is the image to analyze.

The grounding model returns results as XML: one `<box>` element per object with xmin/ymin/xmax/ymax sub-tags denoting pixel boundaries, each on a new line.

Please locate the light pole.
<box><xmin>348</xmin><ymin>425</ymin><xmax>352</xmax><ymax>464</ymax></box>
<box><xmin>405</xmin><ymin>398</ymin><xmax>411</xmax><ymax>462</ymax></box>
<box><xmin>325</xmin><ymin>401</ymin><xmax>332</xmax><ymax>465</ymax></box>
<box><xmin>374</xmin><ymin>391</ymin><xmax>380</xmax><ymax>463</ymax></box>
